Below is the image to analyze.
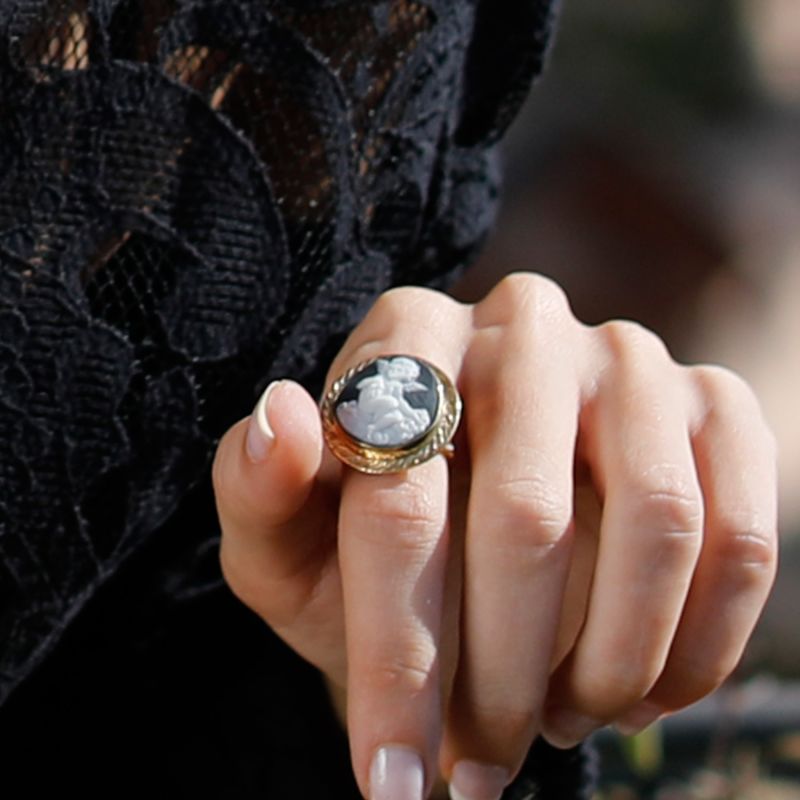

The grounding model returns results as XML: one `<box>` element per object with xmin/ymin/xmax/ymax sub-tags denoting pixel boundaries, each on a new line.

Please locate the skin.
<box><xmin>211</xmin><ymin>271</ymin><xmax>779</xmax><ymax>799</ymax></box>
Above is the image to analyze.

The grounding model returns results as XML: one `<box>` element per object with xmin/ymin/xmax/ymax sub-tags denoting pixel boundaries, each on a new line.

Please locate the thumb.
<box><xmin>212</xmin><ymin>379</ymin><xmax>334</xmax><ymax>626</ymax></box>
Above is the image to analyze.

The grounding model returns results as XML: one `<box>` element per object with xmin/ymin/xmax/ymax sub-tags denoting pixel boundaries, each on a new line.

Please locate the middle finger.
<box><xmin>441</xmin><ymin>275</ymin><xmax>583</xmax><ymax>794</ymax></box>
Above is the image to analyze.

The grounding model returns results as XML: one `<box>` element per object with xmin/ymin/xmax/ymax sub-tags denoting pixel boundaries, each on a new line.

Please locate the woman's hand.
<box><xmin>211</xmin><ymin>272</ymin><xmax>778</xmax><ymax>800</ymax></box>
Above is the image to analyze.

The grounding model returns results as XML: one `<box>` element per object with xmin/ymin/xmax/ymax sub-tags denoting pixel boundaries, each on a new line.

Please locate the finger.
<box><xmin>325</xmin><ymin>285</ymin><xmax>472</xmax><ymax>385</ymax></box>
<box><xmin>341</xmin><ymin>458</ymin><xmax>450</xmax><ymax>800</ymax></box>
<box><xmin>543</xmin><ymin>322</ymin><xmax>704</xmax><ymax>747</ymax></box>
<box><xmin>439</xmin><ymin>274</ymin><xmax>582</xmax><ymax>798</ymax></box>
<box><xmin>213</xmin><ymin>379</ymin><xmax>346</xmax><ymax>678</ymax></box>
<box><xmin>550</xmin><ymin>480</ymin><xmax>602</xmax><ymax>672</ymax></box>
<box><xmin>327</xmin><ymin>288</ymin><xmax>471</xmax><ymax>800</ymax></box>
<box><xmin>616</xmin><ymin>366</ymin><xmax>779</xmax><ymax>734</ymax></box>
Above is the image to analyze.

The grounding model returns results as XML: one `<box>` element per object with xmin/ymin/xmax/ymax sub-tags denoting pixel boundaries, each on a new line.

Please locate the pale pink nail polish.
<box><xmin>245</xmin><ymin>380</ymin><xmax>282</xmax><ymax>463</ymax></box>
<box><xmin>369</xmin><ymin>745</ymin><xmax>424</xmax><ymax>800</ymax></box>
<box><xmin>449</xmin><ymin>760</ymin><xmax>509</xmax><ymax>800</ymax></box>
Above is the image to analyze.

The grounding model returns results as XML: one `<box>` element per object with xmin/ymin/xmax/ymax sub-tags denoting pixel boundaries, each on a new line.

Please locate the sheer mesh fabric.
<box><xmin>0</xmin><ymin>2</ymin><xmax>597</xmax><ymax>796</ymax></box>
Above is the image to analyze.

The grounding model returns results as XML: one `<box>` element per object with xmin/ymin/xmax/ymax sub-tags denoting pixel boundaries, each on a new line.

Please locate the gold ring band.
<box><xmin>320</xmin><ymin>353</ymin><xmax>462</xmax><ymax>474</ymax></box>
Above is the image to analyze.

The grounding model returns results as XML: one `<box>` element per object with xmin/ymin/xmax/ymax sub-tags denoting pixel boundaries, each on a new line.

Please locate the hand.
<box><xmin>211</xmin><ymin>272</ymin><xmax>778</xmax><ymax>800</ymax></box>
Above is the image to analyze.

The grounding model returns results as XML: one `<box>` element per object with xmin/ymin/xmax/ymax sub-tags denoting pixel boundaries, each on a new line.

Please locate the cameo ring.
<box><xmin>320</xmin><ymin>354</ymin><xmax>462</xmax><ymax>475</ymax></box>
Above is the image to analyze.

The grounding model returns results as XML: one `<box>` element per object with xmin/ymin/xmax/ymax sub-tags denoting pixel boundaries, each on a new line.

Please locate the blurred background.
<box><xmin>453</xmin><ymin>1</ymin><xmax>800</xmax><ymax>798</ymax></box>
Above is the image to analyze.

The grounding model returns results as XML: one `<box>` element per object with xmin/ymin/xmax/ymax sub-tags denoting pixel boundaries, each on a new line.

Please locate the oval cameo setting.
<box><xmin>334</xmin><ymin>355</ymin><xmax>440</xmax><ymax>449</ymax></box>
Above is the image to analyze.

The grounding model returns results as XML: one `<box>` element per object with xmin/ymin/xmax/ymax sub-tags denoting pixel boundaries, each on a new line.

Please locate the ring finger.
<box><xmin>543</xmin><ymin>322</ymin><xmax>704</xmax><ymax>745</ymax></box>
<box><xmin>440</xmin><ymin>274</ymin><xmax>584</xmax><ymax>797</ymax></box>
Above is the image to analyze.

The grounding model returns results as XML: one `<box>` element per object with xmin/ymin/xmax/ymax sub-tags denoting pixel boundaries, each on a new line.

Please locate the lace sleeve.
<box><xmin>0</xmin><ymin>4</ymin><xmax>603</xmax><ymax>798</ymax></box>
<box><xmin>0</xmin><ymin>0</ymin><xmax>557</xmax><ymax>714</ymax></box>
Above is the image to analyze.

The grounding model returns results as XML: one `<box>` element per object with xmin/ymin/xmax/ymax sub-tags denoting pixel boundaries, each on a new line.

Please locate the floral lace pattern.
<box><xmin>0</xmin><ymin>0</ymin><xmax>554</xmax><ymax>716</ymax></box>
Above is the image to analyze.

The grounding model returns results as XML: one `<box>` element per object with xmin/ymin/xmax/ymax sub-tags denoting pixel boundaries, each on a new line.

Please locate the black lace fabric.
<box><xmin>0</xmin><ymin>1</ymin><xmax>596</xmax><ymax>796</ymax></box>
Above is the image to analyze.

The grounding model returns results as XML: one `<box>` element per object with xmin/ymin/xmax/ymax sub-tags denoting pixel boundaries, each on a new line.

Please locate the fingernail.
<box><xmin>614</xmin><ymin>702</ymin><xmax>664</xmax><ymax>737</ymax></box>
<box><xmin>369</xmin><ymin>745</ymin><xmax>424</xmax><ymax>800</ymax></box>
<box><xmin>449</xmin><ymin>760</ymin><xmax>509</xmax><ymax>800</ymax></box>
<box><xmin>544</xmin><ymin>708</ymin><xmax>602</xmax><ymax>748</ymax></box>
<box><xmin>245</xmin><ymin>380</ymin><xmax>282</xmax><ymax>463</ymax></box>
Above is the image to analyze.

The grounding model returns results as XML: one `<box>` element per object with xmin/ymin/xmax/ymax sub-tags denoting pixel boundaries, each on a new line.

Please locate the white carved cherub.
<box><xmin>337</xmin><ymin>357</ymin><xmax>432</xmax><ymax>446</ymax></box>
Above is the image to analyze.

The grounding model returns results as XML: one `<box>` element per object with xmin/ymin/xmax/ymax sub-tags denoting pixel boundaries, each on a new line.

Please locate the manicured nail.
<box><xmin>614</xmin><ymin>702</ymin><xmax>664</xmax><ymax>737</ymax></box>
<box><xmin>449</xmin><ymin>760</ymin><xmax>509</xmax><ymax>800</ymax></box>
<box><xmin>245</xmin><ymin>380</ymin><xmax>282</xmax><ymax>463</ymax></box>
<box><xmin>544</xmin><ymin>708</ymin><xmax>602</xmax><ymax>748</ymax></box>
<box><xmin>369</xmin><ymin>745</ymin><xmax>424</xmax><ymax>800</ymax></box>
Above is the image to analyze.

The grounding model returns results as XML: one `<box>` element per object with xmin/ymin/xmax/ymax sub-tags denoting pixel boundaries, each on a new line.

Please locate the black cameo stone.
<box><xmin>335</xmin><ymin>356</ymin><xmax>440</xmax><ymax>448</ymax></box>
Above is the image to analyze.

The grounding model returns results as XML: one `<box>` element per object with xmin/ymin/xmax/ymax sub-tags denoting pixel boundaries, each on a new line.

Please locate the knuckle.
<box><xmin>367</xmin><ymin>641</ymin><xmax>438</xmax><ymax>697</ymax></box>
<box><xmin>691</xmin><ymin>363</ymin><xmax>756</xmax><ymax>406</ymax></box>
<box><xmin>507</xmin><ymin>271</ymin><xmax>569</xmax><ymax>309</ymax></box>
<box><xmin>598</xmin><ymin>318</ymin><xmax>671</xmax><ymax>363</ymax></box>
<box><xmin>493</xmin><ymin>476</ymin><xmax>572</xmax><ymax>550</ymax></box>
<box><xmin>364</xmin><ymin>287</ymin><xmax>422</xmax><ymax>332</ymax></box>
<box><xmin>478</xmin><ymin>271</ymin><xmax>572</xmax><ymax>327</ymax></box>
<box><xmin>631</xmin><ymin>472</ymin><xmax>704</xmax><ymax>537</ymax></box>
<box><xmin>715</xmin><ymin>516</ymin><xmax>778</xmax><ymax>574</ymax></box>
<box><xmin>372</xmin><ymin>285</ymin><xmax>463</xmax><ymax>326</ymax></box>
<box><xmin>690</xmin><ymin>365</ymin><xmax>776</xmax><ymax>446</ymax></box>
<box><xmin>360</xmin><ymin>484</ymin><xmax>443</xmax><ymax>545</ymax></box>
<box><xmin>644</xmin><ymin>489</ymin><xmax>703</xmax><ymax>536</ymax></box>
<box><xmin>374</xmin><ymin>284</ymin><xmax>427</xmax><ymax>311</ymax></box>
<box><xmin>489</xmin><ymin>272</ymin><xmax>536</xmax><ymax>311</ymax></box>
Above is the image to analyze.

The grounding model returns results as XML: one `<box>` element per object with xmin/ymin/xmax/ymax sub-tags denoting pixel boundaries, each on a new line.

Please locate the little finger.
<box><xmin>616</xmin><ymin>366</ymin><xmax>779</xmax><ymax>732</ymax></box>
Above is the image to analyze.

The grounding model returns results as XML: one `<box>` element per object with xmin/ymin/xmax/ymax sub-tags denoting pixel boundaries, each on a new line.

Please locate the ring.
<box><xmin>320</xmin><ymin>353</ymin><xmax>462</xmax><ymax>475</ymax></box>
